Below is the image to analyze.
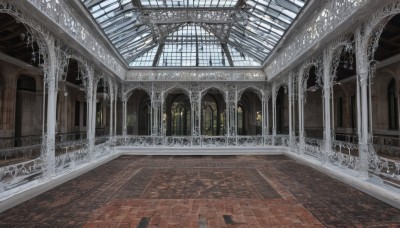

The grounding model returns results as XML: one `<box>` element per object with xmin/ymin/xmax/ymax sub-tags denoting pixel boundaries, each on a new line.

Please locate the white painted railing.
<box><xmin>1</xmin><ymin>134</ymin><xmax>400</xmax><ymax>200</ymax></box>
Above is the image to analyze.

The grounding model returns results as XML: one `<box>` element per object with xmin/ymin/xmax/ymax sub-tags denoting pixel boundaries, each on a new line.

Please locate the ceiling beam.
<box><xmin>152</xmin><ymin>43</ymin><xmax>165</xmax><ymax>67</ymax></box>
<box><xmin>131</xmin><ymin>0</ymin><xmax>143</xmax><ymax>9</ymax></box>
<box><xmin>0</xmin><ymin>51</ymin><xmax>41</xmax><ymax>74</ymax></box>
<box><xmin>221</xmin><ymin>43</ymin><xmax>234</xmax><ymax>67</ymax></box>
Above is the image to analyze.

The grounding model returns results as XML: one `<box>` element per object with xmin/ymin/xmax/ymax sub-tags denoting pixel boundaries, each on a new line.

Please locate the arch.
<box><xmin>163</xmin><ymin>85</ymin><xmax>191</xmax><ymax>102</ymax></box>
<box><xmin>237</xmin><ymin>86</ymin><xmax>264</xmax><ymax>101</ymax></box>
<box><xmin>328</xmin><ymin>36</ymin><xmax>354</xmax><ymax>81</ymax></box>
<box><xmin>0</xmin><ymin>4</ymin><xmax>50</xmax><ymax>66</ymax></box>
<box><xmin>125</xmin><ymin>85</ymin><xmax>151</xmax><ymax>101</ymax></box>
<box><xmin>363</xmin><ymin>2</ymin><xmax>400</xmax><ymax>63</ymax></box>
<box><xmin>200</xmin><ymin>86</ymin><xmax>227</xmax><ymax>100</ymax></box>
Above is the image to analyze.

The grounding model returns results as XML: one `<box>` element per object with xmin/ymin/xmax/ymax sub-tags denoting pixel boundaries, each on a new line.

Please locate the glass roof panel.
<box><xmin>129</xmin><ymin>45</ymin><xmax>159</xmax><ymax>67</ymax></box>
<box><xmin>158</xmin><ymin>25</ymin><xmax>229</xmax><ymax>67</ymax></box>
<box><xmin>140</xmin><ymin>0</ymin><xmax>238</xmax><ymax>8</ymax></box>
<box><xmin>80</xmin><ymin>0</ymin><xmax>308</xmax><ymax>68</ymax></box>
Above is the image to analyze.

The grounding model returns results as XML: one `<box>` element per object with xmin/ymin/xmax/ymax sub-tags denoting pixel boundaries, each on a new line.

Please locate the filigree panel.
<box><xmin>24</xmin><ymin>0</ymin><xmax>126</xmax><ymax>78</ymax></box>
<box><xmin>125</xmin><ymin>69</ymin><xmax>266</xmax><ymax>81</ymax></box>
<box><xmin>265</xmin><ymin>0</ymin><xmax>368</xmax><ymax>79</ymax></box>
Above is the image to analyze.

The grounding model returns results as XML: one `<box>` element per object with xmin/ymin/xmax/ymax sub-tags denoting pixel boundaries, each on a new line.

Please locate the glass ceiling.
<box><xmin>81</xmin><ymin>0</ymin><xmax>307</xmax><ymax>67</ymax></box>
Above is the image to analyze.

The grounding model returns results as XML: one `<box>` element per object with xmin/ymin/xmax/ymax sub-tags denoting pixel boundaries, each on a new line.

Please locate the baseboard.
<box><xmin>116</xmin><ymin>146</ymin><xmax>286</xmax><ymax>155</ymax></box>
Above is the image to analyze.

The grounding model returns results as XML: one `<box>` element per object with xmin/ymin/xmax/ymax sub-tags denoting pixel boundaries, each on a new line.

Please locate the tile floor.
<box><xmin>0</xmin><ymin>155</ymin><xmax>399</xmax><ymax>227</ymax></box>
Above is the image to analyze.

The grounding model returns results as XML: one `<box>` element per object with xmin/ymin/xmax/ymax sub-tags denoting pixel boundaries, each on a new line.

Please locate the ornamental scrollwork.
<box><xmin>25</xmin><ymin>0</ymin><xmax>125</xmax><ymax>78</ymax></box>
<box><xmin>265</xmin><ymin>0</ymin><xmax>369</xmax><ymax>79</ymax></box>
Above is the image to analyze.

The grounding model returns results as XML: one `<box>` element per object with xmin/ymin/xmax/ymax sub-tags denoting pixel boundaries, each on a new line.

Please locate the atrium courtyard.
<box><xmin>1</xmin><ymin>0</ymin><xmax>400</xmax><ymax>227</ymax></box>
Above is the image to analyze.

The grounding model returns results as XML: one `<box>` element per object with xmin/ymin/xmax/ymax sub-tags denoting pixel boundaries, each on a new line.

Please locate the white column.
<box><xmin>122</xmin><ymin>97</ymin><xmax>127</xmax><ymax>136</ymax></box>
<box><xmin>266</xmin><ymin>94</ymin><xmax>270</xmax><ymax>137</ymax></box>
<box><xmin>272</xmin><ymin>84</ymin><xmax>277</xmax><ymax>145</ymax></box>
<box><xmin>227</xmin><ymin>90</ymin><xmax>236</xmax><ymax>137</ymax></box>
<box><xmin>114</xmin><ymin>84</ymin><xmax>118</xmax><ymax>136</ymax></box>
<box><xmin>225</xmin><ymin>93</ymin><xmax>230</xmax><ymax>137</ymax></box>
<box><xmin>190</xmin><ymin>92</ymin><xmax>201</xmax><ymax>137</ymax></box>
<box><xmin>262</xmin><ymin>94</ymin><xmax>266</xmax><ymax>138</ymax></box>
<box><xmin>85</xmin><ymin>67</ymin><xmax>94</xmax><ymax>161</ymax></box>
<box><xmin>151</xmin><ymin>90</ymin><xmax>162</xmax><ymax>136</ymax></box>
<box><xmin>288</xmin><ymin>76</ymin><xmax>293</xmax><ymax>147</ymax></box>
<box><xmin>91</xmin><ymin>78</ymin><xmax>97</xmax><ymax>157</ymax></box>
<box><xmin>298</xmin><ymin>73</ymin><xmax>305</xmax><ymax>154</ymax></box>
<box><xmin>323</xmin><ymin>49</ymin><xmax>333</xmax><ymax>163</ymax></box>
<box><xmin>109</xmin><ymin>81</ymin><xmax>114</xmax><ymax>137</ymax></box>
<box><xmin>355</xmin><ymin>27</ymin><xmax>370</xmax><ymax>178</ymax></box>
<box><xmin>43</xmin><ymin>37</ymin><xmax>57</xmax><ymax>177</ymax></box>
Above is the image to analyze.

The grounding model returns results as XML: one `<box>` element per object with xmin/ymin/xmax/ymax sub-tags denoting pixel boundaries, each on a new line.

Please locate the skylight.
<box><xmin>81</xmin><ymin>0</ymin><xmax>307</xmax><ymax>67</ymax></box>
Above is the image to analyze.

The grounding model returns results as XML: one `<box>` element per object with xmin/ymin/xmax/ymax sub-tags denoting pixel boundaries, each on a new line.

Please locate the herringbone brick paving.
<box><xmin>0</xmin><ymin>155</ymin><xmax>399</xmax><ymax>227</ymax></box>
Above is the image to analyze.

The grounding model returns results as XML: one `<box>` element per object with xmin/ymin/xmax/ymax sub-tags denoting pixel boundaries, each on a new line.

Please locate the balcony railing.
<box><xmin>1</xmin><ymin>134</ymin><xmax>400</xmax><ymax>201</ymax></box>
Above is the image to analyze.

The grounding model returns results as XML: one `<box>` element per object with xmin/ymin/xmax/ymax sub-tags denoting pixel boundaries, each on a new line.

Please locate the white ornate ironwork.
<box><xmin>126</xmin><ymin>69</ymin><xmax>266</xmax><ymax>81</ymax></box>
<box><xmin>265</xmin><ymin>0</ymin><xmax>368</xmax><ymax>79</ymax></box>
<box><xmin>24</xmin><ymin>0</ymin><xmax>126</xmax><ymax>78</ymax></box>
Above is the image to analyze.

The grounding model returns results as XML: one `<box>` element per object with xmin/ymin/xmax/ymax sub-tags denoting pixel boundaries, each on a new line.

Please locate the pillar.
<box><xmin>109</xmin><ymin>80</ymin><xmax>114</xmax><ymax>137</ymax></box>
<box><xmin>355</xmin><ymin>27</ymin><xmax>371</xmax><ymax>178</ymax></box>
<box><xmin>85</xmin><ymin>66</ymin><xmax>95</xmax><ymax>161</ymax></box>
<box><xmin>191</xmin><ymin>92</ymin><xmax>201</xmax><ymax>137</ymax></box>
<box><xmin>122</xmin><ymin>96</ymin><xmax>128</xmax><ymax>136</ymax></box>
<box><xmin>322</xmin><ymin>49</ymin><xmax>333</xmax><ymax>163</ymax></box>
<box><xmin>43</xmin><ymin>37</ymin><xmax>57</xmax><ymax>177</ymax></box>
<box><xmin>288</xmin><ymin>75</ymin><xmax>293</xmax><ymax>147</ymax></box>
<box><xmin>298</xmin><ymin>72</ymin><xmax>305</xmax><ymax>154</ymax></box>
<box><xmin>272</xmin><ymin>83</ymin><xmax>277</xmax><ymax>145</ymax></box>
<box><xmin>151</xmin><ymin>90</ymin><xmax>162</xmax><ymax>136</ymax></box>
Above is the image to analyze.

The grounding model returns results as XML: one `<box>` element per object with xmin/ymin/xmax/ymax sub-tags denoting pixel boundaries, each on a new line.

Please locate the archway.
<box><xmin>303</xmin><ymin>66</ymin><xmax>323</xmax><ymax>139</ymax></box>
<box><xmin>276</xmin><ymin>86</ymin><xmax>288</xmax><ymax>134</ymax></box>
<box><xmin>238</xmin><ymin>89</ymin><xmax>262</xmax><ymax>135</ymax></box>
<box><xmin>370</xmin><ymin>14</ymin><xmax>400</xmax><ymax>161</ymax></box>
<box><xmin>164</xmin><ymin>90</ymin><xmax>191</xmax><ymax>136</ymax></box>
<box><xmin>94</xmin><ymin>78</ymin><xmax>110</xmax><ymax>137</ymax></box>
<box><xmin>0</xmin><ymin>13</ymin><xmax>46</xmax><ymax>165</ymax></box>
<box><xmin>57</xmin><ymin>58</ymin><xmax>88</xmax><ymax>141</ymax></box>
<box><xmin>331</xmin><ymin>44</ymin><xmax>358</xmax><ymax>143</ymax></box>
<box><xmin>126</xmin><ymin>89</ymin><xmax>151</xmax><ymax>135</ymax></box>
<box><xmin>201</xmin><ymin>88</ymin><xmax>226</xmax><ymax>136</ymax></box>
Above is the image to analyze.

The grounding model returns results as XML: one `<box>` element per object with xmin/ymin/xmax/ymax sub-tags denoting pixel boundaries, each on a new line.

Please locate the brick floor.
<box><xmin>0</xmin><ymin>155</ymin><xmax>399</xmax><ymax>227</ymax></box>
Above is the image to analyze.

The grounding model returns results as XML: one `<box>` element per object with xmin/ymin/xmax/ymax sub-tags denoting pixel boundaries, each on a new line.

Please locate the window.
<box><xmin>75</xmin><ymin>101</ymin><xmax>80</xmax><ymax>126</ymax></box>
<box><xmin>388</xmin><ymin>79</ymin><xmax>398</xmax><ymax>130</ymax></box>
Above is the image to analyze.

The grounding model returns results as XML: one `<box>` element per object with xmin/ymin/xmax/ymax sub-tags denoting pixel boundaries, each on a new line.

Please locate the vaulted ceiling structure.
<box><xmin>81</xmin><ymin>0</ymin><xmax>307</xmax><ymax>67</ymax></box>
